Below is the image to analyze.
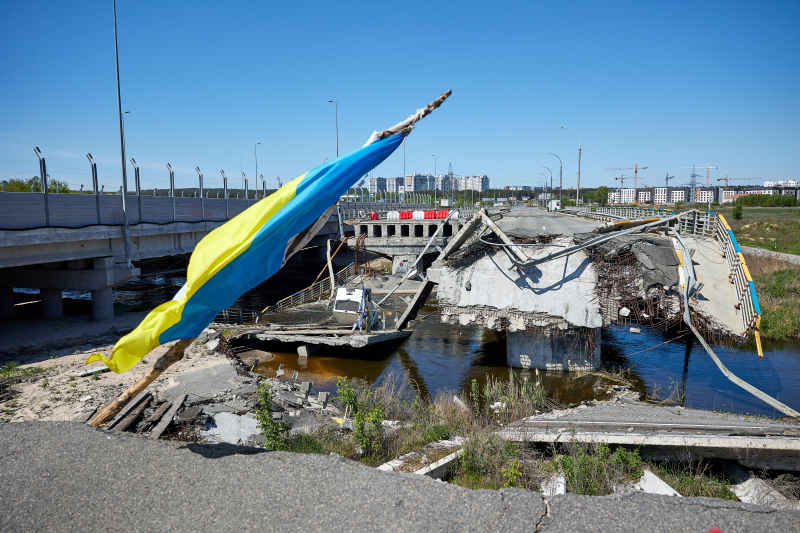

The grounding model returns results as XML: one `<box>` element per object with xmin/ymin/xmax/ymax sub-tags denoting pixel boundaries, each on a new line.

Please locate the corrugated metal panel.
<box><xmin>203</xmin><ymin>199</ymin><xmax>227</xmax><ymax>221</ymax></box>
<box><xmin>175</xmin><ymin>198</ymin><xmax>202</xmax><ymax>221</ymax></box>
<box><xmin>140</xmin><ymin>196</ymin><xmax>175</xmax><ymax>223</ymax></box>
<box><xmin>98</xmin><ymin>195</ymin><xmax>125</xmax><ymax>225</ymax></box>
<box><xmin>0</xmin><ymin>193</ymin><xmax>47</xmax><ymax>229</ymax></box>
<box><xmin>49</xmin><ymin>194</ymin><xmax>98</xmax><ymax>227</ymax></box>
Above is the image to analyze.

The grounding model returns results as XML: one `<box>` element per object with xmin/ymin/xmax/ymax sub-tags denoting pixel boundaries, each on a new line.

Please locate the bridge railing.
<box><xmin>594</xmin><ymin>206</ymin><xmax>676</xmax><ymax>219</ymax></box>
<box><xmin>712</xmin><ymin>214</ymin><xmax>761</xmax><ymax>334</ymax></box>
<box><xmin>263</xmin><ymin>262</ymin><xmax>357</xmax><ymax>314</ymax></box>
<box><xmin>0</xmin><ymin>191</ymin><xmax>260</xmax><ymax>230</ymax></box>
<box><xmin>212</xmin><ymin>263</ymin><xmax>358</xmax><ymax>324</ymax></box>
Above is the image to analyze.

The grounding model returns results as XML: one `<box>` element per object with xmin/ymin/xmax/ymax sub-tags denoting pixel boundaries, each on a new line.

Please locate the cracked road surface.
<box><xmin>2</xmin><ymin>422</ymin><xmax>798</xmax><ymax>532</ymax></box>
<box><xmin>496</xmin><ymin>207</ymin><xmax>602</xmax><ymax>239</ymax></box>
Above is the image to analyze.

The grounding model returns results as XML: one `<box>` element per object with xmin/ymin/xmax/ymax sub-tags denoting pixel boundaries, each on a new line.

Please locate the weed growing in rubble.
<box><xmin>254</xmin><ymin>382</ymin><xmax>288</xmax><ymax>451</ymax></box>
<box><xmin>555</xmin><ymin>441</ymin><xmax>643</xmax><ymax>496</ymax></box>
<box><xmin>335</xmin><ymin>377</ymin><xmax>385</xmax><ymax>453</ymax></box>
<box><xmin>1</xmin><ymin>362</ymin><xmax>44</xmax><ymax>382</ymax></box>
<box><xmin>465</xmin><ymin>370</ymin><xmax>549</xmax><ymax>424</ymax></box>
<box><xmin>649</xmin><ymin>460</ymin><xmax>736</xmax><ymax>500</ymax></box>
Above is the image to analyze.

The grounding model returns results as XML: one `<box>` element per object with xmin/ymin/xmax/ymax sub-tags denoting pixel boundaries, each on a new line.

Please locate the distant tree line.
<box><xmin>734</xmin><ymin>194</ymin><xmax>798</xmax><ymax>207</ymax></box>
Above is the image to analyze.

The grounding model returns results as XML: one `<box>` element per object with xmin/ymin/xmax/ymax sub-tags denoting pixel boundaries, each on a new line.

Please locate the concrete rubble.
<box><xmin>0</xmin><ymin>326</ymin><xmax>344</xmax><ymax>447</ymax></box>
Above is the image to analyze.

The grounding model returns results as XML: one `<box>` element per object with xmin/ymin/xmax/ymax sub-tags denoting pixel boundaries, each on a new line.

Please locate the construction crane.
<box><xmin>681</xmin><ymin>165</ymin><xmax>718</xmax><ymax>187</ymax></box>
<box><xmin>664</xmin><ymin>174</ymin><xmax>675</xmax><ymax>188</ymax></box>
<box><xmin>717</xmin><ymin>175</ymin><xmax>758</xmax><ymax>192</ymax></box>
<box><xmin>607</xmin><ymin>165</ymin><xmax>648</xmax><ymax>203</ymax></box>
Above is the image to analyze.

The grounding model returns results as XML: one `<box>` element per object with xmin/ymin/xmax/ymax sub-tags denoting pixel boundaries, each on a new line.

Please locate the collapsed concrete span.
<box><xmin>403</xmin><ymin>207</ymin><xmax>747</xmax><ymax>371</ymax></box>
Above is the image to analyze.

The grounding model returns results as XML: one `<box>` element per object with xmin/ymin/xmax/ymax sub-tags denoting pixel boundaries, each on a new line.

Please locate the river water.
<box><xmin>23</xmin><ymin>268</ymin><xmax>799</xmax><ymax>418</ymax></box>
<box><xmin>242</xmin><ymin>296</ymin><xmax>800</xmax><ymax>419</ymax></box>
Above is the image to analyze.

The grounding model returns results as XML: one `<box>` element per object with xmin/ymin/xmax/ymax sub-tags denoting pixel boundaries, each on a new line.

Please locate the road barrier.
<box><xmin>714</xmin><ymin>214</ymin><xmax>762</xmax><ymax>334</ymax></box>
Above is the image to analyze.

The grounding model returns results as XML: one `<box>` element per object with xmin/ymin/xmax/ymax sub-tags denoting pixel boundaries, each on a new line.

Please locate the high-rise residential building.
<box><xmin>385</xmin><ymin>177</ymin><xmax>400</xmax><ymax>193</ymax></box>
<box><xmin>368</xmin><ymin>177</ymin><xmax>387</xmax><ymax>195</ymax></box>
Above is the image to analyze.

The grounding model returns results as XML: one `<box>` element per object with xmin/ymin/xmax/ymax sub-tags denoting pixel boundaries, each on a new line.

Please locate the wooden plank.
<box><xmin>113</xmin><ymin>393</ymin><xmax>152</xmax><ymax>432</ymax></box>
<box><xmin>144</xmin><ymin>401</ymin><xmax>173</xmax><ymax>423</ymax></box>
<box><xmin>149</xmin><ymin>394</ymin><xmax>186</xmax><ymax>439</ymax></box>
<box><xmin>104</xmin><ymin>390</ymin><xmax>151</xmax><ymax>430</ymax></box>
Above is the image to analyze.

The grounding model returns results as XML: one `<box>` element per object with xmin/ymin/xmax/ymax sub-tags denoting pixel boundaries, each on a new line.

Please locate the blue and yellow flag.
<box><xmin>88</xmin><ymin>133</ymin><xmax>404</xmax><ymax>373</ymax></box>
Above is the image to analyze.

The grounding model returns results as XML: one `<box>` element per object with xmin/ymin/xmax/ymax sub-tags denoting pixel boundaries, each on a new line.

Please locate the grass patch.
<box><xmin>0</xmin><ymin>362</ymin><xmax>45</xmax><ymax>382</ymax></box>
<box><xmin>555</xmin><ymin>441</ymin><xmax>643</xmax><ymax>496</ymax></box>
<box><xmin>714</xmin><ymin>206</ymin><xmax>800</xmax><ymax>255</ymax></box>
<box><xmin>747</xmin><ymin>254</ymin><xmax>800</xmax><ymax>340</ymax></box>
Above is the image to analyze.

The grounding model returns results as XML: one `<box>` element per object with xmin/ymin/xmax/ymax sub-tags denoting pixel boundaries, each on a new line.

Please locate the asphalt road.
<box><xmin>2</xmin><ymin>422</ymin><xmax>798</xmax><ymax>532</ymax></box>
<box><xmin>496</xmin><ymin>206</ymin><xmax>601</xmax><ymax>238</ymax></box>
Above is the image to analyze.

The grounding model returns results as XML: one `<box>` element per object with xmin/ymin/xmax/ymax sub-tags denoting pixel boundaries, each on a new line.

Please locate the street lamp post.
<box><xmin>431</xmin><ymin>155</ymin><xmax>436</xmax><ymax>206</ymax></box>
<box><xmin>113</xmin><ymin>0</ymin><xmax>131</xmax><ymax>266</ymax></box>
<box><xmin>327</xmin><ymin>100</ymin><xmax>338</xmax><ymax>157</ymax></box>
<box><xmin>561</xmin><ymin>127</ymin><xmax>581</xmax><ymax>204</ymax></box>
<box><xmin>254</xmin><ymin>143</ymin><xmax>261</xmax><ymax>198</ymax></box>
<box><xmin>536</xmin><ymin>177</ymin><xmax>546</xmax><ymax>208</ymax></box>
<box><xmin>542</xmin><ymin>167</ymin><xmax>553</xmax><ymax>195</ymax></box>
<box><xmin>547</xmin><ymin>153</ymin><xmax>562</xmax><ymax>207</ymax></box>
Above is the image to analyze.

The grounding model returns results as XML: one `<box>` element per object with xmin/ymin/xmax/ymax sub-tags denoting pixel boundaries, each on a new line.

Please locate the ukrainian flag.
<box><xmin>88</xmin><ymin>133</ymin><xmax>404</xmax><ymax>373</ymax></box>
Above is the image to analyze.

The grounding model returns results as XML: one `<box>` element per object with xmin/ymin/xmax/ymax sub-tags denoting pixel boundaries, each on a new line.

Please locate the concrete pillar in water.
<box><xmin>0</xmin><ymin>286</ymin><xmax>14</xmax><ymax>315</ymax></box>
<box><xmin>91</xmin><ymin>287</ymin><xmax>114</xmax><ymax>321</ymax></box>
<box><xmin>40</xmin><ymin>288</ymin><xmax>64</xmax><ymax>319</ymax></box>
<box><xmin>506</xmin><ymin>328</ymin><xmax>600</xmax><ymax>371</ymax></box>
<box><xmin>392</xmin><ymin>255</ymin><xmax>415</xmax><ymax>276</ymax></box>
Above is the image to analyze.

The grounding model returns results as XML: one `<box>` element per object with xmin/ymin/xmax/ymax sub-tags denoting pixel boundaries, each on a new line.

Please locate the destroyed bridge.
<box><xmin>390</xmin><ymin>205</ymin><xmax>790</xmax><ymax>415</ymax></box>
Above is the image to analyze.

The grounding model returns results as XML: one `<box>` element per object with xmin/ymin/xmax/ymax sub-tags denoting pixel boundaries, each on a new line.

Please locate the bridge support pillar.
<box><xmin>506</xmin><ymin>328</ymin><xmax>600</xmax><ymax>371</ymax></box>
<box><xmin>0</xmin><ymin>286</ymin><xmax>14</xmax><ymax>315</ymax></box>
<box><xmin>91</xmin><ymin>287</ymin><xmax>114</xmax><ymax>321</ymax></box>
<box><xmin>40</xmin><ymin>288</ymin><xmax>64</xmax><ymax>319</ymax></box>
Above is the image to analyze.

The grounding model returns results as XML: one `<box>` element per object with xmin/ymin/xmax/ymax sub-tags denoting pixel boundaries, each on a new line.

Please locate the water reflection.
<box><xmin>243</xmin><ymin>302</ymin><xmax>800</xmax><ymax>418</ymax></box>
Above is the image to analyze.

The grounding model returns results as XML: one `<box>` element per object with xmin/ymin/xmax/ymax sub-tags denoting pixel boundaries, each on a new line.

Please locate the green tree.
<box><xmin>595</xmin><ymin>186</ymin><xmax>609</xmax><ymax>206</ymax></box>
<box><xmin>2</xmin><ymin>176</ymin><xmax>71</xmax><ymax>193</ymax></box>
<box><xmin>732</xmin><ymin>205</ymin><xmax>744</xmax><ymax>220</ymax></box>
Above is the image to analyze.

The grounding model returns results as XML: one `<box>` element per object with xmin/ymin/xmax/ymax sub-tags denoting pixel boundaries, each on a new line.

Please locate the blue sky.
<box><xmin>1</xmin><ymin>1</ymin><xmax>798</xmax><ymax>193</ymax></box>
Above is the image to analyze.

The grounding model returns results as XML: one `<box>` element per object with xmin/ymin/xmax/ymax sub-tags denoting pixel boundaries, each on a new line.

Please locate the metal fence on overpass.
<box><xmin>0</xmin><ymin>191</ymin><xmax>260</xmax><ymax>230</ymax></box>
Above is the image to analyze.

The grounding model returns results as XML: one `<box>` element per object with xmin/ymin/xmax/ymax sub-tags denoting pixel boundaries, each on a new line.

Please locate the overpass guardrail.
<box><xmin>0</xmin><ymin>191</ymin><xmax>260</xmax><ymax>230</ymax></box>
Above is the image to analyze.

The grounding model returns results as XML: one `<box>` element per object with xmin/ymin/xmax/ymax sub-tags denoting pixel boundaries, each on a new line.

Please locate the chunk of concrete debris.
<box><xmin>733</xmin><ymin>478</ymin><xmax>800</xmax><ymax>511</ymax></box>
<box><xmin>201</xmin><ymin>412</ymin><xmax>260</xmax><ymax>446</ymax></box>
<box><xmin>197</xmin><ymin>328</ymin><xmax>220</xmax><ymax>344</ymax></box>
<box><xmin>174</xmin><ymin>406</ymin><xmax>203</xmax><ymax>423</ymax></box>
<box><xmin>79</xmin><ymin>395</ymin><xmax>93</xmax><ymax>402</ymax></box>
<box><xmin>633</xmin><ymin>469</ymin><xmax>681</xmax><ymax>497</ymax></box>
<box><xmin>300</xmin><ymin>381</ymin><xmax>313</xmax><ymax>400</ymax></box>
<box><xmin>629</xmin><ymin>327</ymin><xmax>641</xmax><ymax>333</ymax></box>
<box><xmin>318</xmin><ymin>392</ymin><xmax>329</xmax><ymax>409</ymax></box>
<box><xmin>72</xmin><ymin>366</ymin><xmax>110</xmax><ymax>378</ymax></box>
<box><xmin>453</xmin><ymin>396</ymin><xmax>470</xmax><ymax>414</ymax></box>
<box><xmin>542</xmin><ymin>474</ymin><xmax>567</xmax><ymax>496</ymax></box>
<box><xmin>205</xmin><ymin>339</ymin><xmax>220</xmax><ymax>352</ymax></box>
<box><xmin>619</xmin><ymin>307</ymin><xmax>631</xmax><ymax>317</ymax></box>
